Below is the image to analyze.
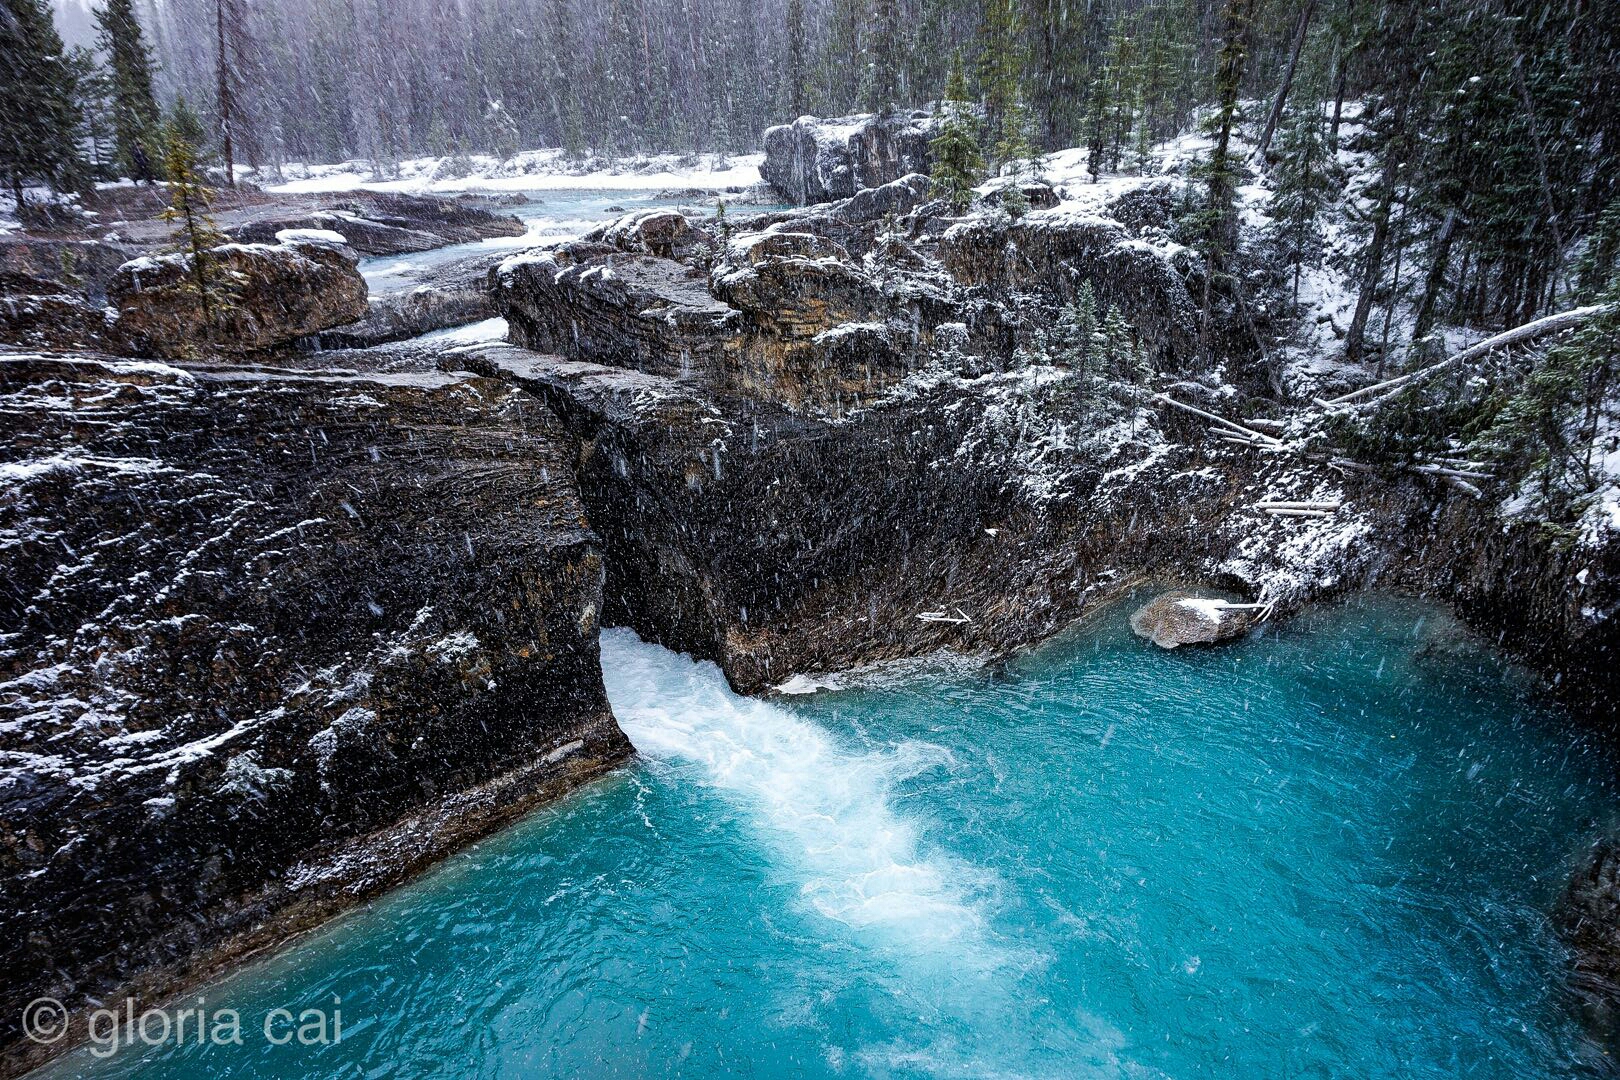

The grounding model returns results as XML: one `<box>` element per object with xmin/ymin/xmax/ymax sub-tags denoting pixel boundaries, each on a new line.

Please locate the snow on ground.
<box><xmin>259</xmin><ymin>149</ymin><xmax>766</xmax><ymax>196</ymax></box>
<box><xmin>416</xmin><ymin>317</ymin><xmax>510</xmax><ymax>345</ymax></box>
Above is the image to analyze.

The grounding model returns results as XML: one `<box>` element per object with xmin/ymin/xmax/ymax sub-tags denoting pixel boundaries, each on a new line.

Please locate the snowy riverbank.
<box><xmin>259</xmin><ymin>149</ymin><xmax>767</xmax><ymax>196</ymax></box>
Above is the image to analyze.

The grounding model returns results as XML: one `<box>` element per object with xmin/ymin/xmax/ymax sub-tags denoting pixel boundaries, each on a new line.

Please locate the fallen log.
<box><xmin>1154</xmin><ymin>393</ymin><xmax>1287</xmax><ymax>448</ymax></box>
<box><xmin>1253</xmin><ymin>500</ymin><xmax>1341</xmax><ymax>510</ymax></box>
<box><xmin>1320</xmin><ymin>305</ymin><xmax>1607</xmax><ymax>410</ymax></box>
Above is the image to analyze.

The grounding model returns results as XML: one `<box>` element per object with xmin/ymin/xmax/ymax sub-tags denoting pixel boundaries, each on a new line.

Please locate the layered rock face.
<box><xmin>761</xmin><ymin>111</ymin><xmax>937</xmax><ymax>205</ymax></box>
<box><xmin>0</xmin><ymin>350</ymin><xmax>631</xmax><ymax>1070</ymax></box>
<box><xmin>109</xmin><ymin>233</ymin><xmax>369</xmax><ymax>358</ymax></box>
<box><xmin>0</xmin><ymin>238</ymin><xmax>140</xmax><ymax>352</ymax></box>
<box><xmin>480</xmin><ymin>180</ymin><xmax>1619</xmax><ymax>708</ymax></box>
<box><xmin>477</xmin><ymin>191</ymin><xmax>1312</xmax><ymax>691</ymax></box>
<box><xmin>937</xmin><ymin>213</ymin><xmax>1204</xmax><ymax>367</ymax></box>
<box><xmin>453</xmin><ymin>344</ymin><xmax>1249</xmax><ymax>693</ymax></box>
<box><xmin>495</xmin><ymin>183</ymin><xmax>1185</xmax><ymax>413</ymax></box>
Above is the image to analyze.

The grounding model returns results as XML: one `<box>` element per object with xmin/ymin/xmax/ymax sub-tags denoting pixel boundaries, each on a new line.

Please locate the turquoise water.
<box><xmin>39</xmin><ymin>596</ymin><xmax>1616</xmax><ymax>1078</ymax></box>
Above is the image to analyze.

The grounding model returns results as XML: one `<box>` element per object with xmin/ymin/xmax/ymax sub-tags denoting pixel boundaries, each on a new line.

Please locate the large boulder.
<box><xmin>0</xmin><ymin>351</ymin><xmax>630</xmax><ymax>1070</ymax></box>
<box><xmin>229</xmin><ymin>192</ymin><xmax>525</xmax><ymax>256</ymax></box>
<box><xmin>1129</xmin><ymin>591</ymin><xmax>1262</xmax><ymax>647</ymax></box>
<box><xmin>761</xmin><ymin>111</ymin><xmax>937</xmax><ymax>206</ymax></box>
<box><xmin>495</xmin><ymin>247</ymin><xmax>740</xmax><ymax>381</ymax></box>
<box><xmin>108</xmin><ymin>231</ymin><xmax>369</xmax><ymax>358</ymax></box>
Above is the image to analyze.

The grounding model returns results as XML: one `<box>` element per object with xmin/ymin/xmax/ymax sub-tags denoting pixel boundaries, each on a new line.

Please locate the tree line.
<box><xmin>5</xmin><ymin>0</ymin><xmax>1618</xmax><ymax>344</ymax></box>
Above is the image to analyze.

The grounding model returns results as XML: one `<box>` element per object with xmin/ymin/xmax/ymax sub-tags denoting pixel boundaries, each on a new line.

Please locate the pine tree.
<box><xmin>1190</xmin><ymin>0</ymin><xmax>1256</xmax><ymax>338</ymax></box>
<box><xmin>995</xmin><ymin>86</ymin><xmax>1037</xmax><ymax>176</ymax></box>
<box><xmin>1483</xmin><ymin>280</ymin><xmax>1620</xmax><ymax>513</ymax></box>
<box><xmin>1057</xmin><ymin>282</ymin><xmax>1101</xmax><ymax>372</ymax></box>
<box><xmin>868</xmin><ymin>0</ymin><xmax>900</xmax><ymax>114</ymax></box>
<box><xmin>1099</xmin><ymin>304</ymin><xmax>1135</xmax><ymax>378</ymax></box>
<box><xmin>168</xmin><ymin>96</ymin><xmax>210</xmax><ymax>154</ymax></box>
<box><xmin>1102</xmin><ymin>21</ymin><xmax>1141</xmax><ymax>172</ymax></box>
<box><xmin>95</xmin><ymin>0</ymin><xmax>161</xmax><ymax>182</ymax></box>
<box><xmin>68</xmin><ymin>46</ymin><xmax>117</xmax><ymax>180</ymax></box>
<box><xmin>785</xmin><ymin>0</ymin><xmax>807</xmax><ymax>117</ymax></box>
<box><xmin>549</xmin><ymin>0</ymin><xmax>585</xmax><ymax>157</ymax></box>
<box><xmin>1083</xmin><ymin>62</ymin><xmax>1112</xmax><ymax>183</ymax></box>
<box><xmin>0</xmin><ymin>0</ymin><xmax>85</xmax><ymax>214</ymax></box>
<box><xmin>976</xmin><ymin>0</ymin><xmax>1024</xmax><ymax>166</ymax></box>
<box><xmin>1576</xmin><ymin>200</ymin><xmax>1620</xmax><ymax>300</ymax></box>
<box><xmin>1268</xmin><ymin>101</ymin><xmax>1336</xmax><ymax>307</ymax></box>
<box><xmin>159</xmin><ymin>124</ymin><xmax>234</xmax><ymax>347</ymax></box>
<box><xmin>1025</xmin><ymin>0</ymin><xmax>1093</xmax><ymax>151</ymax></box>
<box><xmin>929</xmin><ymin>51</ymin><xmax>983</xmax><ymax>212</ymax></box>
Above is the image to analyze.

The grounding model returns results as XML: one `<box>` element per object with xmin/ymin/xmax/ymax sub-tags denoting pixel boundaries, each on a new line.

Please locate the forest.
<box><xmin>3</xmin><ymin>0</ymin><xmax>1620</xmax><ymax>478</ymax></box>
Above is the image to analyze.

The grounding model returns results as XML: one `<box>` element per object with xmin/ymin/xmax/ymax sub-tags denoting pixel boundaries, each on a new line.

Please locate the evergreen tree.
<box><xmin>867</xmin><ymin>0</ymin><xmax>900</xmax><ymax>114</ymax></box>
<box><xmin>976</xmin><ymin>0</ymin><xmax>1024</xmax><ymax>166</ymax></box>
<box><xmin>785</xmin><ymin>0</ymin><xmax>807</xmax><ymax>117</ymax></box>
<box><xmin>158</xmin><ymin>123</ymin><xmax>235</xmax><ymax>348</ymax></box>
<box><xmin>68</xmin><ymin>46</ymin><xmax>117</xmax><ymax>180</ymax></box>
<box><xmin>1020</xmin><ymin>284</ymin><xmax>1097</xmax><ymax>370</ymax></box>
<box><xmin>1101</xmin><ymin>19</ymin><xmax>1140</xmax><ymax>172</ymax></box>
<box><xmin>1025</xmin><ymin>0</ymin><xmax>1094</xmax><ymax>151</ymax></box>
<box><xmin>995</xmin><ymin>86</ymin><xmax>1037</xmax><ymax>176</ymax></box>
<box><xmin>549</xmin><ymin>0</ymin><xmax>585</xmax><ymax>157</ymax></box>
<box><xmin>1576</xmin><ymin>200</ymin><xmax>1620</xmax><ymax>301</ymax></box>
<box><xmin>1059</xmin><ymin>282</ymin><xmax>1101</xmax><ymax>371</ymax></box>
<box><xmin>1189</xmin><ymin>0</ymin><xmax>1256</xmax><ymax>337</ymax></box>
<box><xmin>1083</xmin><ymin>61</ymin><xmax>1112</xmax><ymax>183</ymax></box>
<box><xmin>168</xmin><ymin>96</ymin><xmax>210</xmax><ymax>154</ymax></box>
<box><xmin>1268</xmin><ymin>101</ymin><xmax>1337</xmax><ymax>307</ymax></box>
<box><xmin>1483</xmin><ymin>280</ymin><xmax>1620</xmax><ymax>514</ymax></box>
<box><xmin>1099</xmin><ymin>303</ymin><xmax>1135</xmax><ymax>377</ymax></box>
<box><xmin>929</xmin><ymin>51</ymin><xmax>984</xmax><ymax>212</ymax></box>
<box><xmin>0</xmin><ymin>0</ymin><xmax>85</xmax><ymax>213</ymax></box>
<box><xmin>94</xmin><ymin>0</ymin><xmax>162</xmax><ymax>182</ymax></box>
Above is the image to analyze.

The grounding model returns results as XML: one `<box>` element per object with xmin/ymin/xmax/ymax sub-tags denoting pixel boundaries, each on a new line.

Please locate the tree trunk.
<box><xmin>1328</xmin><ymin>0</ymin><xmax>1353</xmax><ymax>144</ymax></box>
<box><xmin>1255</xmin><ymin>0</ymin><xmax>1317</xmax><ymax>159</ymax></box>
<box><xmin>1345</xmin><ymin>86</ymin><xmax>1411</xmax><ymax>364</ymax></box>
<box><xmin>1412</xmin><ymin>208</ymin><xmax>1459</xmax><ymax>343</ymax></box>
<box><xmin>1512</xmin><ymin>54</ymin><xmax>1565</xmax><ymax>296</ymax></box>
<box><xmin>214</xmin><ymin>0</ymin><xmax>235</xmax><ymax>188</ymax></box>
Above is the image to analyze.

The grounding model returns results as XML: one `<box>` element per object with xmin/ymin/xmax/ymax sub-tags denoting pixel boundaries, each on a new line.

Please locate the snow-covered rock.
<box><xmin>1129</xmin><ymin>592</ymin><xmax>1261</xmax><ymax>647</ymax></box>
<box><xmin>108</xmin><ymin>233</ymin><xmax>369</xmax><ymax>358</ymax></box>
<box><xmin>761</xmin><ymin>111</ymin><xmax>937</xmax><ymax>205</ymax></box>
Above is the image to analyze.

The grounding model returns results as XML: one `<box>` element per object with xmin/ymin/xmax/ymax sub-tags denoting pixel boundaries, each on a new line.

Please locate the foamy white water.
<box><xmin>600</xmin><ymin>628</ymin><xmax>987</xmax><ymax>941</ymax></box>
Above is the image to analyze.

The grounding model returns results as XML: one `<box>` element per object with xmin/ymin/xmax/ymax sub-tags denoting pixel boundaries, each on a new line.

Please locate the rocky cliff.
<box><xmin>0</xmin><ymin>350</ymin><xmax>631</xmax><ymax>1074</ymax></box>
<box><xmin>482</xmin><ymin>191</ymin><xmax>1618</xmax><ymax>704</ymax></box>
<box><xmin>761</xmin><ymin>111</ymin><xmax>937</xmax><ymax>205</ymax></box>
